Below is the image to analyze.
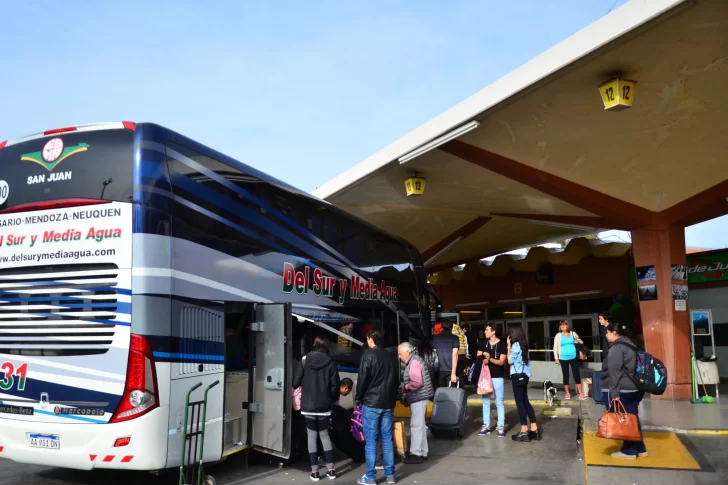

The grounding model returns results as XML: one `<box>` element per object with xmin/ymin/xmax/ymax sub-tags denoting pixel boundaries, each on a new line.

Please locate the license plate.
<box><xmin>29</xmin><ymin>434</ymin><xmax>60</xmax><ymax>450</ymax></box>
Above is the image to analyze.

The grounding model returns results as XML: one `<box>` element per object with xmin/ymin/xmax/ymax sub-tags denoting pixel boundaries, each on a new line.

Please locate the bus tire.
<box><xmin>205</xmin><ymin>476</ymin><xmax>216</xmax><ymax>485</ymax></box>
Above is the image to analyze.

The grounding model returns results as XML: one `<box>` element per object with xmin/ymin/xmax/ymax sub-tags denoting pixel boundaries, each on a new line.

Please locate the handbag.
<box><xmin>511</xmin><ymin>350</ymin><xmax>529</xmax><ymax>389</ymax></box>
<box><xmin>577</xmin><ymin>343</ymin><xmax>593</xmax><ymax>361</ymax></box>
<box><xmin>476</xmin><ymin>360</ymin><xmax>494</xmax><ymax>395</ymax></box>
<box><xmin>596</xmin><ymin>399</ymin><xmax>642</xmax><ymax>441</ymax></box>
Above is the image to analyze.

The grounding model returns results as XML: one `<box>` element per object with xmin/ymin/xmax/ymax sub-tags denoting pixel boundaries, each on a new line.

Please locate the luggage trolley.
<box><xmin>179</xmin><ymin>380</ymin><xmax>220</xmax><ymax>485</ymax></box>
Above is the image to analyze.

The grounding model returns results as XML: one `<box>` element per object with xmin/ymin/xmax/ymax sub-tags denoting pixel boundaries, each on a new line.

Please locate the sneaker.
<box><xmin>387</xmin><ymin>476</ymin><xmax>396</xmax><ymax>484</ymax></box>
<box><xmin>479</xmin><ymin>426</ymin><xmax>491</xmax><ymax>436</ymax></box>
<box><xmin>326</xmin><ymin>469</ymin><xmax>336</xmax><ymax>480</ymax></box>
<box><xmin>578</xmin><ymin>393</ymin><xmax>588</xmax><ymax>401</ymax></box>
<box><xmin>611</xmin><ymin>451</ymin><xmax>636</xmax><ymax>460</ymax></box>
<box><xmin>310</xmin><ymin>471</ymin><xmax>321</xmax><ymax>481</ymax></box>
<box><xmin>638</xmin><ymin>452</ymin><xmax>649</xmax><ymax>458</ymax></box>
<box><xmin>357</xmin><ymin>476</ymin><xmax>376</xmax><ymax>485</ymax></box>
<box><xmin>497</xmin><ymin>427</ymin><xmax>506</xmax><ymax>438</ymax></box>
<box><xmin>564</xmin><ymin>393</ymin><xmax>572</xmax><ymax>400</ymax></box>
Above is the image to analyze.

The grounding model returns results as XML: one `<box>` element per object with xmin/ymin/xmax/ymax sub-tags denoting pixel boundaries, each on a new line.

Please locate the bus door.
<box><xmin>249</xmin><ymin>303</ymin><xmax>292</xmax><ymax>459</ymax></box>
<box><xmin>166</xmin><ymin>303</ymin><xmax>226</xmax><ymax>468</ymax></box>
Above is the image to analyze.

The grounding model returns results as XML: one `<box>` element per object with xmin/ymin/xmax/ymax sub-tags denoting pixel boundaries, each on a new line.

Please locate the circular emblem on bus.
<box><xmin>42</xmin><ymin>138</ymin><xmax>65</xmax><ymax>163</ymax></box>
<box><xmin>53</xmin><ymin>406</ymin><xmax>61</xmax><ymax>415</ymax></box>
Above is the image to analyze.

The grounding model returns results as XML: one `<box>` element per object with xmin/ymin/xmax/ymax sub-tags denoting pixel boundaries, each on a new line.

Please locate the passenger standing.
<box><xmin>432</xmin><ymin>321</ymin><xmax>460</xmax><ymax>387</ymax></box>
<box><xmin>397</xmin><ymin>342</ymin><xmax>434</xmax><ymax>464</ymax></box>
<box><xmin>552</xmin><ymin>320</ymin><xmax>587</xmax><ymax>400</ymax></box>
<box><xmin>507</xmin><ymin>328</ymin><xmax>540</xmax><ymax>442</ymax></box>
<box><xmin>292</xmin><ymin>337</ymin><xmax>340</xmax><ymax>481</ymax></box>
<box><xmin>602</xmin><ymin>323</ymin><xmax>647</xmax><ymax>459</ymax></box>
<box><xmin>477</xmin><ymin>324</ymin><xmax>507</xmax><ymax>437</ymax></box>
<box><xmin>356</xmin><ymin>328</ymin><xmax>399</xmax><ymax>485</ymax></box>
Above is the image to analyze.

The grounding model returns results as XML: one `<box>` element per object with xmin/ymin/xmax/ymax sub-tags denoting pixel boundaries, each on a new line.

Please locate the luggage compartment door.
<box><xmin>250</xmin><ymin>303</ymin><xmax>292</xmax><ymax>458</ymax></box>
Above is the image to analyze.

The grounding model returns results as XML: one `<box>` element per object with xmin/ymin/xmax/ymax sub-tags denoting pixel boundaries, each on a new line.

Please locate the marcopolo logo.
<box><xmin>53</xmin><ymin>405</ymin><xmax>104</xmax><ymax>416</ymax></box>
<box><xmin>21</xmin><ymin>138</ymin><xmax>89</xmax><ymax>172</ymax></box>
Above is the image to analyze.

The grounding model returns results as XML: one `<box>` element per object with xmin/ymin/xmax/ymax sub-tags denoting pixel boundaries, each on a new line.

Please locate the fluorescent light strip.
<box><xmin>525</xmin><ymin>219</ymin><xmax>600</xmax><ymax>231</ymax></box>
<box><xmin>497</xmin><ymin>297</ymin><xmax>540</xmax><ymax>303</ymax></box>
<box><xmin>455</xmin><ymin>301</ymin><xmax>489</xmax><ymax>308</ymax></box>
<box><xmin>398</xmin><ymin>121</ymin><xmax>480</xmax><ymax>164</ymax></box>
<box><xmin>424</xmin><ymin>236</ymin><xmax>463</xmax><ymax>266</ymax></box>
<box><xmin>549</xmin><ymin>290</ymin><xmax>602</xmax><ymax>299</ymax></box>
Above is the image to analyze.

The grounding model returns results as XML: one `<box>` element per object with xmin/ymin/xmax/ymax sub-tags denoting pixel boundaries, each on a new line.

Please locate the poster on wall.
<box><xmin>675</xmin><ymin>300</ymin><xmax>687</xmax><ymax>311</ymax></box>
<box><xmin>671</xmin><ymin>264</ymin><xmax>687</xmax><ymax>281</ymax></box>
<box><xmin>636</xmin><ymin>266</ymin><xmax>656</xmax><ymax>283</ymax></box>
<box><xmin>638</xmin><ymin>285</ymin><xmax>658</xmax><ymax>301</ymax></box>
<box><xmin>690</xmin><ymin>310</ymin><xmax>711</xmax><ymax>336</ymax></box>
<box><xmin>672</xmin><ymin>284</ymin><xmax>689</xmax><ymax>300</ymax></box>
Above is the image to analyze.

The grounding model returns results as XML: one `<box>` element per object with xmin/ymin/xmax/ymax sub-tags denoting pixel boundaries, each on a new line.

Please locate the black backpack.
<box><xmin>612</xmin><ymin>341</ymin><xmax>667</xmax><ymax>395</ymax></box>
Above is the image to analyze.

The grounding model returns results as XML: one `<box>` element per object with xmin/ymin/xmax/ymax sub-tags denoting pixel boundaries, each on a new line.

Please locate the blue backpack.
<box><xmin>614</xmin><ymin>341</ymin><xmax>667</xmax><ymax>395</ymax></box>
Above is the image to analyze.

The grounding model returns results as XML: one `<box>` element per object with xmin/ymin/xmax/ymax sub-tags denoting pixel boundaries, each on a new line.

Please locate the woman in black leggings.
<box><xmin>552</xmin><ymin>320</ymin><xmax>586</xmax><ymax>400</ymax></box>
<box><xmin>292</xmin><ymin>337</ymin><xmax>341</xmax><ymax>481</ymax></box>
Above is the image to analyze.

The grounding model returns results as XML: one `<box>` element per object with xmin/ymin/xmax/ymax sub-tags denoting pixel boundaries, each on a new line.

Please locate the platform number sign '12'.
<box><xmin>0</xmin><ymin>362</ymin><xmax>29</xmax><ymax>391</ymax></box>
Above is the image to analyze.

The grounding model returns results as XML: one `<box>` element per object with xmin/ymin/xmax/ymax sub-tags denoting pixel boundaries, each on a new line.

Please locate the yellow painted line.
<box><xmin>687</xmin><ymin>429</ymin><xmax>728</xmax><ymax>436</ymax></box>
<box><xmin>394</xmin><ymin>396</ymin><xmax>578</xmax><ymax>418</ymax></box>
<box><xmin>583</xmin><ymin>430</ymin><xmax>700</xmax><ymax>470</ymax></box>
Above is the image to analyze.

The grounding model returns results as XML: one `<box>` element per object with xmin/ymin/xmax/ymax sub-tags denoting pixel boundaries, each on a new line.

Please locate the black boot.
<box><xmin>529</xmin><ymin>428</ymin><xmax>542</xmax><ymax>441</ymax></box>
<box><xmin>512</xmin><ymin>431</ymin><xmax>531</xmax><ymax>442</ymax></box>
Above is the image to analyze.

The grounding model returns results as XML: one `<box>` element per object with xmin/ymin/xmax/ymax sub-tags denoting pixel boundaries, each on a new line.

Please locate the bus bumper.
<box><xmin>0</xmin><ymin>407</ymin><xmax>169</xmax><ymax>471</ymax></box>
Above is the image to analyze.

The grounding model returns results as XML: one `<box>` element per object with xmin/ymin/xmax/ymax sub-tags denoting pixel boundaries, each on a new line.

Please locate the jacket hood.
<box><xmin>305</xmin><ymin>349</ymin><xmax>334</xmax><ymax>370</ymax></box>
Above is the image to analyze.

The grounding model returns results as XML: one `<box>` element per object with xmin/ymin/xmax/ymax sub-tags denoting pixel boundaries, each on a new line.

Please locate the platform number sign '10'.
<box><xmin>0</xmin><ymin>362</ymin><xmax>29</xmax><ymax>391</ymax></box>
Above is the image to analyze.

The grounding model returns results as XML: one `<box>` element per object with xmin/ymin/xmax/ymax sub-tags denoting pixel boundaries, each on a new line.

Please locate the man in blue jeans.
<box><xmin>477</xmin><ymin>324</ymin><xmax>508</xmax><ymax>437</ymax></box>
<box><xmin>355</xmin><ymin>328</ymin><xmax>399</xmax><ymax>484</ymax></box>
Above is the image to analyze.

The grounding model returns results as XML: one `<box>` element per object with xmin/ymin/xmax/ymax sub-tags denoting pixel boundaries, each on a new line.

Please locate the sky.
<box><xmin>2</xmin><ymin>0</ymin><xmax>725</xmax><ymax>249</ymax></box>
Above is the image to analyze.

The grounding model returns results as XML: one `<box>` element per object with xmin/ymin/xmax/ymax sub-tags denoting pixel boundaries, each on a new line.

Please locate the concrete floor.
<box><xmin>0</xmin><ymin>401</ymin><xmax>586</xmax><ymax>485</ymax></box>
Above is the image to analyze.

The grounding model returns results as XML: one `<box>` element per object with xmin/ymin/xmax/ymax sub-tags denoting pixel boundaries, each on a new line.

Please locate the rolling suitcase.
<box><xmin>592</xmin><ymin>371</ymin><xmax>604</xmax><ymax>404</ymax></box>
<box><xmin>429</xmin><ymin>380</ymin><xmax>467</xmax><ymax>439</ymax></box>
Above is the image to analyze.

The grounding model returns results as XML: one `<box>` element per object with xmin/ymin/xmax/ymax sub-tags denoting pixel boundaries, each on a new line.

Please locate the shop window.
<box><xmin>569</xmin><ymin>296</ymin><xmax>614</xmax><ymax>315</ymax></box>
<box><xmin>459</xmin><ymin>310</ymin><xmax>484</xmax><ymax>322</ymax></box>
<box><xmin>526</xmin><ymin>321</ymin><xmax>547</xmax><ymax>361</ymax></box>
<box><xmin>525</xmin><ymin>301</ymin><xmax>567</xmax><ymax>318</ymax></box>
<box><xmin>489</xmin><ymin>306</ymin><xmax>523</xmax><ymax>320</ymax></box>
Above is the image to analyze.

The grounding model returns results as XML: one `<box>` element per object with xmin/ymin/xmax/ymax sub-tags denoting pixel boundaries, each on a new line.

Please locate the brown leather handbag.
<box><xmin>596</xmin><ymin>399</ymin><xmax>642</xmax><ymax>441</ymax></box>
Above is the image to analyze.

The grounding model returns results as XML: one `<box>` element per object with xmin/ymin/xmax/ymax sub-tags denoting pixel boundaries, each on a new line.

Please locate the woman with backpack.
<box><xmin>602</xmin><ymin>322</ymin><xmax>647</xmax><ymax>459</ymax></box>
<box><xmin>292</xmin><ymin>337</ymin><xmax>341</xmax><ymax>481</ymax></box>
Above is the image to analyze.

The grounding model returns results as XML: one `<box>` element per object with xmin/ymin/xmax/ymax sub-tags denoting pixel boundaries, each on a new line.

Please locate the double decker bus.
<box><xmin>0</xmin><ymin>122</ymin><xmax>430</xmax><ymax>472</ymax></box>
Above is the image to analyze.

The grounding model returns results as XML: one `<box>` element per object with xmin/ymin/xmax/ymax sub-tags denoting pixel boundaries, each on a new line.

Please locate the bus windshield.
<box><xmin>0</xmin><ymin>129</ymin><xmax>133</xmax><ymax>211</ymax></box>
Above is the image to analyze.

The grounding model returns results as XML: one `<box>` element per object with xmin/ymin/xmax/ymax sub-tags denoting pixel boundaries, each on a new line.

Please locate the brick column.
<box><xmin>631</xmin><ymin>224</ymin><xmax>692</xmax><ymax>400</ymax></box>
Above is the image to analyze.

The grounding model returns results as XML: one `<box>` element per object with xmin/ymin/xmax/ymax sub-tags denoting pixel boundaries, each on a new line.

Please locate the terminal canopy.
<box><xmin>313</xmin><ymin>0</ymin><xmax>728</xmax><ymax>272</ymax></box>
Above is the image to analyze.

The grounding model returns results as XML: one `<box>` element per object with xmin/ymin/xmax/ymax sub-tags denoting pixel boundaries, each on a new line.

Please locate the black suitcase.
<box><xmin>429</xmin><ymin>380</ymin><xmax>467</xmax><ymax>439</ymax></box>
<box><xmin>592</xmin><ymin>371</ymin><xmax>604</xmax><ymax>404</ymax></box>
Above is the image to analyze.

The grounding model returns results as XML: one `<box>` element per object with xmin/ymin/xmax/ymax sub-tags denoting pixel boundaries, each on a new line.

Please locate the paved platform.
<box><xmin>579</xmin><ymin>396</ymin><xmax>728</xmax><ymax>485</ymax></box>
<box><xmin>0</xmin><ymin>398</ymin><xmax>584</xmax><ymax>485</ymax></box>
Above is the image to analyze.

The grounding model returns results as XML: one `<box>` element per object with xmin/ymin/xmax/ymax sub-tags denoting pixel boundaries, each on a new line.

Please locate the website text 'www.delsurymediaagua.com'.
<box><xmin>1</xmin><ymin>248</ymin><xmax>116</xmax><ymax>264</ymax></box>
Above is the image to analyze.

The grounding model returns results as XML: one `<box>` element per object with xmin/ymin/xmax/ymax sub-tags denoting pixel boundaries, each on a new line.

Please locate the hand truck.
<box><xmin>179</xmin><ymin>380</ymin><xmax>220</xmax><ymax>485</ymax></box>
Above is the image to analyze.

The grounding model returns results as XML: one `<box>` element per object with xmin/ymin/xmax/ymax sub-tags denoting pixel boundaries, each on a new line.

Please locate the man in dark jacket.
<box><xmin>356</xmin><ymin>328</ymin><xmax>399</xmax><ymax>485</ymax></box>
